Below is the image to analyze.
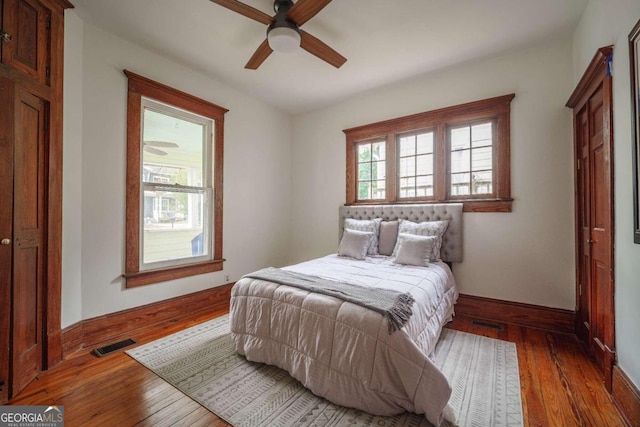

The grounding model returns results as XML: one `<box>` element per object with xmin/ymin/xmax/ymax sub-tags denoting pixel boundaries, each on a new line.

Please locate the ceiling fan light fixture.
<box><xmin>267</xmin><ymin>25</ymin><xmax>301</xmax><ymax>53</ymax></box>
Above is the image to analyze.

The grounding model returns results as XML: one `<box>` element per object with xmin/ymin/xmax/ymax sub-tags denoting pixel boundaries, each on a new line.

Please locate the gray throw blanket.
<box><xmin>243</xmin><ymin>267</ymin><xmax>415</xmax><ymax>334</ymax></box>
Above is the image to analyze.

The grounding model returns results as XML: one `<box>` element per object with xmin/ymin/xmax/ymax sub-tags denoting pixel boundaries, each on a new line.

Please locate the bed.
<box><xmin>230</xmin><ymin>203</ymin><xmax>463</xmax><ymax>426</ymax></box>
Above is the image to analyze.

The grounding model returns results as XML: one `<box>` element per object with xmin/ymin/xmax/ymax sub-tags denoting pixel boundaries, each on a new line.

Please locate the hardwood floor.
<box><xmin>8</xmin><ymin>309</ymin><xmax>627</xmax><ymax>426</ymax></box>
<box><xmin>447</xmin><ymin>316</ymin><xmax>625</xmax><ymax>426</ymax></box>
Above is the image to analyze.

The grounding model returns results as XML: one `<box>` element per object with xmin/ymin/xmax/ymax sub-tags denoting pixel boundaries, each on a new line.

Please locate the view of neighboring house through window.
<box><xmin>124</xmin><ymin>70</ymin><xmax>227</xmax><ymax>288</ymax></box>
<box><xmin>344</xmin><ymin>94</ymin><xmax>513</xmax><ymax>212</ymax></box>
<box><xmin>450</xmin><ymin>122</ymin><xmax>493</xmax><ymax>197</ymax></box>
<box><xmin>141</xmin><ymin>98</ymin><xmax>211</xmax><ymax>268</ymax></box>
<box><xmin>398</xmin><ymin>131</ymin><xmax>434</xmax><ymax>199</ymax></box>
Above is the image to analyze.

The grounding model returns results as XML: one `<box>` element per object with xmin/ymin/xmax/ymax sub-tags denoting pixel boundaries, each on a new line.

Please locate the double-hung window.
<box><xmin>124</xmin><ymin>71</ymin><xmax>227</xmax><ymax>287</ymax></box>
<box><xmin>344</xmin><ymin>94</ymin><xmax>514</xmax><ymax>212</ymax></box>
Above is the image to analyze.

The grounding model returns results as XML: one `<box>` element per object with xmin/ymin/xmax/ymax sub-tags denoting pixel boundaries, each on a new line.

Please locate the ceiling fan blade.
<box><xmin>144</xmin><ymin>141</ymin><xmax>179</xmax><ymax>148</ymax></box>
<box><xmin>144</xmin><ymin>146</ymin><xmax>168</xmax><ymax>156</ymax></box>
<box><xmin>300</xmin><ymin>30</ymin><xmax>346</xmax><ymax>68</ymax></box>
<box><xmin>209</xmin><ymin>0</ymin><xmax>273</xmax><ymax>25</ymax></box>
<box><xmin>287</xmin><ymin>0</ymin><xmax>331</xmax><ymax>26</ymax></box>
<box><xmin>245</xmin><ymin>39</ymin><xmax>273</xmax><ymax>70</ymax></box>
<box><xmin>287</xmin><ymin>0</ymin><xmax>333</xmax><ymax>26</ymax></box>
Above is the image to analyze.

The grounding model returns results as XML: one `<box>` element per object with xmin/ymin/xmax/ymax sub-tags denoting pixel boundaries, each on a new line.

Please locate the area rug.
<box><xmin>127</xmin><ymin>315</ymin><xmax>523</xmax><ymax>426</ymax></box>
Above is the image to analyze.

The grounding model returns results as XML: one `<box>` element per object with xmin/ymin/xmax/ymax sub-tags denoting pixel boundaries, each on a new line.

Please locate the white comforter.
<box><xmin>230</xmin><ymin>254</ymin><xmax>459</xmax><ymax>426</ymax></box>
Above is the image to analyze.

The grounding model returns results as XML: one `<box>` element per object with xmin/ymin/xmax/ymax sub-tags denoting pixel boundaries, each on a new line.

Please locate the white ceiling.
<box><xmin>74</xmin><ymin>0</ymin><xmax>588</xmax><ymax>115</ymax></box>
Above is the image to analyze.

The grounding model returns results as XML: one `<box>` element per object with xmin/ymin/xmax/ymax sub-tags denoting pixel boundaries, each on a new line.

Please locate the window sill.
<box><xmin>123</xmin><ymin>259</ymin><xmax>224</xmax><ymax>288</ymax></box>
<box><xmin>345</xmin><ymin>198</ymin><xmax>513</xmax><ymax>213</ymax></box>
<box><xmin>461</xmin><ymin>198</ymin><xmax>513</xmax><ymax>212</ymax></box>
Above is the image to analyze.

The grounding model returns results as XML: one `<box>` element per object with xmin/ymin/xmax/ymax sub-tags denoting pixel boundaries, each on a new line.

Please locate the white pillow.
<box><xmin>393</xmin><ymin>234</ymin><xmax>436</xmax><ymax>267</ymax></box>
<box><xmin>392</xmin><ymin>219</ymin><xmax>449</xmax><ymax>261</ymax></box>
<box><xmin>338</xmin><ymin>229</ymin><xmax>373</xmax><ymax>260</ymax></box>
<box><xmin>344</xmin><ymin>218</ymin><xmax>382</xmax><ymax>255</ymax></box>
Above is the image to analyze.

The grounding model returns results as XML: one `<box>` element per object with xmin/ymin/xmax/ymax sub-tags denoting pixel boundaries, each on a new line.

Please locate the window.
<box><xmin>124</xmin><ymin>71</ymin><xmax>227</xmax><ymax>287</ymax></box>
<box><xmin>449</xmin><ymin>122</ymin><xmax>493</xmax><ymax>197</ymax></box>
<box><xmin>357</xmin><ymin>140</ymin><xmax>386</xmax><ymax>200</ymax></box>
<box><xmin>344</xmin><ymin>94</ymin><xmax>514</xmax><ymax>212</ymax></box>
<box><xmin>398</xmin><ymin>130</ymin><xmax>434</xmax><ymax>199</ymax></box>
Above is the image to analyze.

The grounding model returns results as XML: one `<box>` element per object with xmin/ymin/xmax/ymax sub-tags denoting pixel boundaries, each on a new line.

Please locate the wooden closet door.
<box><xmin>11</xmin><ymin>85</ymin><xmax>47</xmax><ymax>396</ymax></box>
<box><xmin>586</xmin><ymin>82</ymin><xmax>614</xmax><ymax>386</ymax></box>
<box><xmin>567</xmin><ymin>47</ymin><xmax>615</xmax><ymax>391</ymax></box>
<box><xmin>0</xmin><ymin>76</ymin><xmax>13</xmax><ymax>405</ymax></box>
<box><xmin>0</xmin><ymin>0</ymin><xmax>69</xmax><ymax>402</ymax></box>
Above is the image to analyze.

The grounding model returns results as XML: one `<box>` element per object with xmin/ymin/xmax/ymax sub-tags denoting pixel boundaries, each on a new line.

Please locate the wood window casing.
<box><xmin>344</xmin><ymin>94</ymin><xmax>514</xmax><ymax>212</ymax></box>
<box><xmin>123</xmin><ymin>70</ymin><xmax>227</xmax><ymax>288</ymax></box>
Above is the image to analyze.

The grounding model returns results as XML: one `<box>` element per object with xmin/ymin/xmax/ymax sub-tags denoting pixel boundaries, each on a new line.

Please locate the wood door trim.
<box><xmin>567</xmin><ymin>47</ymin><xmax>613</xmax><ymax>108</ymax></box>
<box><xmin>44</xmin><ymin>0</ymin><xmax>66</xmax><ymax>369</ymax></box>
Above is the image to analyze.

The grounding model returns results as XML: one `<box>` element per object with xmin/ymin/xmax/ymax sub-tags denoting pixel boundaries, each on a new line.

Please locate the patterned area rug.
<box><xmin>127</xmin><ymin>315</ymin><xmax>523</xmax><ymax>427</ymax></box>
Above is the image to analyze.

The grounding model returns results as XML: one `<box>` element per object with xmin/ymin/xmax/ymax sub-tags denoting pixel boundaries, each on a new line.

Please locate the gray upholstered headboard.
<box><xmin>338</xmin><ymin>203</ymin><xmax>463</xmax><ymax>263</ymax></box>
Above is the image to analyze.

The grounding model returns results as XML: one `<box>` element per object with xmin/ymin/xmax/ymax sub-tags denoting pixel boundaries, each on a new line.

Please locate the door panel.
<box><xmin>11</xmin><ymin>86</ymin><xmax>45</xmax><ymax>396</ymax></box>
<box><xmin>1</xmin><ymin>0</ymin><xmax>50</xmax><ymax>85</ymax></box>
<box><xmin>0</xmin><ymin>76</ymin><xmax>14</xmax><ymax>405</ymax></box>
<box><xmin>577</xmin><ymin>108</ymin><xmax>590</xmax><ymax>343</ymax></box>
<box><xmin>589</xmin><ymin>85</ymin><xmax>609</xmax><ymax>365</ymax></box>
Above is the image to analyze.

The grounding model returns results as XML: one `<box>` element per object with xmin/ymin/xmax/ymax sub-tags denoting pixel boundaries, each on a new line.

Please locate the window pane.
<box><xmin>451</xmin><ymin>149</ymin><xmax>470</xmax><ymax>173</ymax></box>
<box><xmin>416</xmin><ymin>154</ymin><xmax>433</xmax><ymax>175</ymax></box>
<box><xmin>399</xmin><ymin>136</ymin><xmax>416</xmax><ymax>157</ymax></box>
<box><xmin>139</xmin><ymin>98</ymin><xmax>214</xmax><ymax>270</ymax></box>
<box><xmin>416</xmin><ymin>132</ymin><xmax>433</xmax><ymax>154</ymax></box>
<box><xmin>472</xmin><ymin>122</ymin><xmax>492</xmax><ymax>148</ymax></box>
<box><xmin>451</xmin><ymin>126</ymin><xmax>470</xmax><ymax>151</ymax></box>
<box><xmin>451</xmin><ymin>172</ymin><xmax>471</xmax><ymax>196</ymax></box>
<box><xmin>358</xmin><ymin>143</ymin><xmax>371</xmax><ymax>162</ymax></box>
<box><xmin>372</xmin><ymin>180</ymin><xmax>386</xmax><ymax>199</ymax></box>
<box><xmin>472</xmin><ymin>171</ymin><xmax>493</xmax><ymax>194</ymax></box>
<box><xmin>358</xmin><ymin>181</ymin><xmax>371</xmax><ymax>200</ymax></box>
<box><xmin>372</xmin><ymin>141</ymin><xmax>386</xmax><ymax>161</ymax></box>
<box><xmin>358</xmin><ymin>162</ymin><xmax>371</xmax><ymax>181</ymax></box>
<box><xmin>142</xmin><ymin>190</ymin><xmax>207</xmax><ymax>264</ymax></box>
<box><xmin>399</xmin><ymin>177</ymin><xmax>416</xmax><ymax>198</ymax></box>
<box><xmin>373</xmin><ymin>160</ymin><xmax>386</xmax><ymax>180</ymax></box>
<box><xmin>143</xmin><ymin>108</ymin><xmax>204</xmax><ymax>186</ymax></box>
<box><xmin>416</xmin><ymin>175</ymin><xmax>433</xmax><ymax>197</ymax></box>
<box><xmin>399</xmin><ymin>157</ymin><xmax>415</xmax><ymax>177</ymax></box>
<box><xmin>472</xmin><ymin>146</ymin><xmax>492</xmax><ymax>171</ymax></box>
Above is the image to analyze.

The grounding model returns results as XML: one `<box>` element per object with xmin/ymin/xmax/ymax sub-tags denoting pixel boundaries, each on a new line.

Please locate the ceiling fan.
<box><xmin>210</xmin><ymin>0</ymin><xmax>347</xmax><ymax>70</ymax></box>
<box><xmin>144</xmin><ymin>141</ymin><xmax>179</xmax><ymax>156</ymax></box>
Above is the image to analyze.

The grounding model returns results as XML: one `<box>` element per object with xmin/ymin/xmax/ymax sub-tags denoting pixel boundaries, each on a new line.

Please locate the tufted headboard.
<box><xmin>338</xmin><ymin>203</ymin><xmax>463</xmax><ymax>263</ymax></box>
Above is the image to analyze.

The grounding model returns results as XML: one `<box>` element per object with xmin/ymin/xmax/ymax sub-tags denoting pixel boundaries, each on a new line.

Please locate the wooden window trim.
<box><xmin>123</xmin><ymin>70</ymin><xmax>228</xmax><ymax>288</ymax></box>
<box><xmin>344</xmin><ymin>94</ymin><xmax>514</xmax><ymax>212</ymax></box>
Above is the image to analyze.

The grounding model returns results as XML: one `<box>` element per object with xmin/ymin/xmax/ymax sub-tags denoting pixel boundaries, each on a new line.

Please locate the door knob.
<box><xmin>1</xmin><ymin>238</ymin><xmax>10</xmax><ymax>245</ymax></box>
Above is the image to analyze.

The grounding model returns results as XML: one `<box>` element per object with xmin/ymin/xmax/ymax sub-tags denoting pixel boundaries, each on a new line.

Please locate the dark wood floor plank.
<box><xmin>7</xmin><ymin>310</ymin><xmax>626</xmax><ymax>427</ymax></box>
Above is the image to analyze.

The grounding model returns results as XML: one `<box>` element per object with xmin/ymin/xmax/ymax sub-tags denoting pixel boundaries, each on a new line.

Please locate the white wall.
<box><xmin>572</xmin><ymin>0</ymin><xmax>640</xmax><ymax>392</ymax></box>
<box><xmin>61</xmin><ymin>11</ymin><xmax>84</xmax><ymax>328</ymax></box>
<box><xmin>61</xmin><ymin>15</ymin><xmax>292</xmax><ymax>323</ymax></box>
<box><xmin>290</xmin><ymin>38</ymin><xmax>576</xmax><ymax>310</ymax></box>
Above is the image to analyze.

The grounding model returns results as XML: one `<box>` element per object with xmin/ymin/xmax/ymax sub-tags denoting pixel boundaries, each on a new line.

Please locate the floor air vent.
<box><xmin>471</xmin><ymin>320</ymin><xmax>504</xmax><ymax>331</ymax></box>
<box><xmin>93</xmin><ymin>338</ymin><xmax>137</xmax><ymax>357</ymax></box>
